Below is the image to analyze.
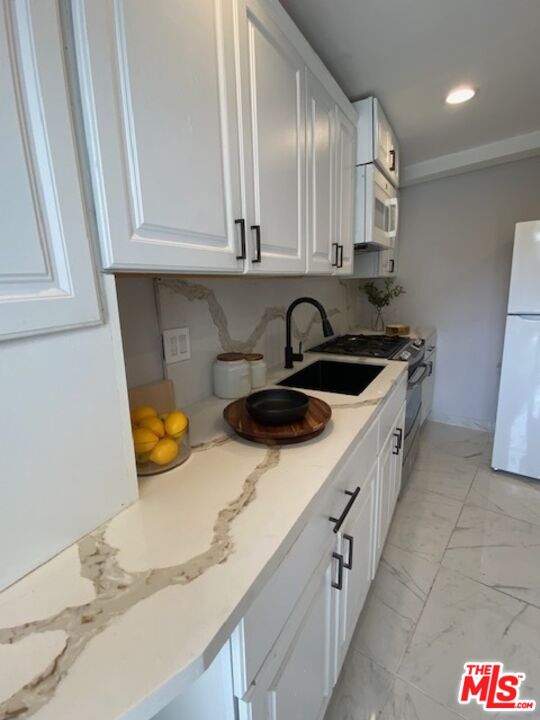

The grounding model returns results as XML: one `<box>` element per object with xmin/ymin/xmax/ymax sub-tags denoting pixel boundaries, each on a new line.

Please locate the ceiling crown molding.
<box><xmin>401</xmin><ymin>129</ymin><xmax>540</xmax><ymax>186</ymax></box>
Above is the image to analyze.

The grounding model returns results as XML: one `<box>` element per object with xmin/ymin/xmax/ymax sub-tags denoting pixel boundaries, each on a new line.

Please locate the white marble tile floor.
<box><xmin>326</xmin><ymin>420</ymin><xmax>540</xmax><ymax>720</ymax></box>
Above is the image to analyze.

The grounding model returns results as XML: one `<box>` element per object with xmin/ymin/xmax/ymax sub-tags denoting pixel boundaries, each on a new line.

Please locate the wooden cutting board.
<box><xmin>223</xmin><ymin>396</ymin><xmax>332</xmax><ymax>445</ymax></box>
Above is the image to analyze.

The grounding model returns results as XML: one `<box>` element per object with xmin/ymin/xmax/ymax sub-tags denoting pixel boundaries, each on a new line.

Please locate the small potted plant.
<box><xmin>362</xmin><ymin>278</ymin><xmax>405</xmax><ymax>331</ymax></box>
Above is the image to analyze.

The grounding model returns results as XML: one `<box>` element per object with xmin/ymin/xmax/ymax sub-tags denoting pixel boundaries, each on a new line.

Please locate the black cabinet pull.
<box><xmin>331</xmin><ymin>242</ymin><xmax>339</xmax><ymax>267</ymax></box>
<box><xmin>329</xmin><ymin>486</ymin><xmax>361</xmax><ymax>533</ymax></box>
<box><xmin>343</xmin><ymin>533</ymin><xmax>354</xmax><ymax>570</ymax></box>
<box><xmin>338</xmin><ymin>244</ymin><xmax>344</xmax><ymax>268</ymax></box>
<box><xmin>331</xmin><ymin>552</ymin><xmax>344</xmax><ymax>590</ymax></box>
<box><xmin>235</xmin><ymin>218</ymin><xmax>246</xmax><ymax>260</ymax></box>
<box><xmin>392</xmin><ymin>427</ymin><xmax>403</xmax><ymax>455</ymax></box>
<box><xmin>251</xmin><ymin>224</ymin><xmax>262</xmax><ymax>263</ymax></box>
<box><xmin>389</xmin><ymin>149</ymin><xmax>396</xmax><ymax>172</ymax></box>
<box><xmin>389</xmin><ymin>258</ymin><xmax>395</xmax><ymax>273</ymax></box>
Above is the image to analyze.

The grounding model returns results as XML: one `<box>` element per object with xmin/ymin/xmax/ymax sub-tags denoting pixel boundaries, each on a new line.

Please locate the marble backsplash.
<box><xmin>117</xmin><ymin>276</ymin><xmax>364</xmax><ymax>408</ymax></box>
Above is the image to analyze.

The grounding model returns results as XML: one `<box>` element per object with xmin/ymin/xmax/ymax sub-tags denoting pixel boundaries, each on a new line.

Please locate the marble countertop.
<box><xmin>0</xmin><ymin>354</ymin><xmax>406</xmax><ymax>720</ymax></box>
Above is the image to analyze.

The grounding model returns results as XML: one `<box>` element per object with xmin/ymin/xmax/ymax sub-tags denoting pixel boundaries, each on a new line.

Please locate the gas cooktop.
<box><xmin>309</xmin><ymin>333</ymin><xmax>411</xmax><ymax>359</ymax></box>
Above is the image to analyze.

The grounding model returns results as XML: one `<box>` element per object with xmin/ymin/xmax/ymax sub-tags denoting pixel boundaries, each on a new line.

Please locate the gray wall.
<box><xmin>389</xmin><ymin>156</ymin><xmax>540</xmax><ymax>430</ymax></box>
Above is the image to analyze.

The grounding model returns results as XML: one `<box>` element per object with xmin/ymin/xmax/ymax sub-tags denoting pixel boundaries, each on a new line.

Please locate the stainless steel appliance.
<box><xmin>309</xmin><ymin>334</ymin><xmax>429</xmax><ymax>485</ymax></box>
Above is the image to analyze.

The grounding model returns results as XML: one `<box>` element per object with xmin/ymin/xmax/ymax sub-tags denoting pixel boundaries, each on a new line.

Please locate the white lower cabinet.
<box><xmin>333</xmin><ymin>459</ymin><xmax>377</xmax><ymax>679</ymax></box>
<box><xmin>237</xmin><ymin>556</ymin><xmax>334</xmax><ymax>720</ymax></box>
<box><xmin>153</xmin><ymin>383</ymin><xmax>406</xmax><ymax>720</ymax></box>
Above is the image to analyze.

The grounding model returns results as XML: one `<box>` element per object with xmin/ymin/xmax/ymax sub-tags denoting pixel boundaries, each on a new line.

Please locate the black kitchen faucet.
<box><xmin>284</xmin><ymin>297</ymin><xmax>334</xmax><ymax>369</ymax></box>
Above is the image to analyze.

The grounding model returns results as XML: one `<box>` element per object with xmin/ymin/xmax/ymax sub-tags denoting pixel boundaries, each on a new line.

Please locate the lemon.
<box><xmin>149</xmin><ymin>437</ymin><xmax>178</xmax><ymax>465</ymax></box>
<box><xmin>138</xmin><ymin>415</ymin><xmax>165</xmax><ymax>438</ymax></box>
<box><xmin>159</xmin><ymin>412</ymin><xmax>170</xmax><ymax>422</ymax></box>
<box><xmin>164</xmin><ymin>410</ymin><xmax>188</xmax><ymax>439</ymax></box>
<box><xmin>133</xmin><ymin>427</ymin><xmax>159</xmax><ymax>455</ymax></box>
<box><xmin>131</xmin><ymin>405</ymin><xmax>157</xmax><ymax>425</ymax></box>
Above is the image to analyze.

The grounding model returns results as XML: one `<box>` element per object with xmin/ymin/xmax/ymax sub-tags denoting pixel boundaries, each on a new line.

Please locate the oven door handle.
<box><xmin>408</xmin><ymin>362</ymin><xmax>430</xmax><ymax>388</ymax></box>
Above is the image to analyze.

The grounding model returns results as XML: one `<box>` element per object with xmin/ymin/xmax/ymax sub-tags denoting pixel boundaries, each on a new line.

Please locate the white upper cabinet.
<box><xmin>72</xmin><ymin>0</ymin><xmax>355</xmax><ymax>277</ymax></box>
<box><xmin>0</xmin><ymin>0</ymin><xmax>101</xmax><ymax>341</ymax></box>
<box><xmin>355</xmin><ymin>96</ymin><xmax>400</xmax><ymax>187</ymax></box>
<box><xmin>333</xmin><ymin>107</ymin><xmax>355</xmax><ymax>275</ymax></box>
<box><xmin>306</xmin><ymin>71</ymin><xmax>335</xmax><ymax>274</ymax></box>
<box><xmin>72</xmin><ymin>0</ymin><xmax>245</xmax><ymax>273</ymax></box>
<box><xmin>236</xmin><ymin>0</ymin><xmax>306</xmax><ymax>273</ymax></box>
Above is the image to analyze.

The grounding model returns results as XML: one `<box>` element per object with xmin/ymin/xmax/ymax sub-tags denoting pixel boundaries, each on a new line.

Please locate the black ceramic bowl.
<box><xmin>245</xmin><ymin>389</ymin><xmax>309</xmax><ymax>425</ymax></box>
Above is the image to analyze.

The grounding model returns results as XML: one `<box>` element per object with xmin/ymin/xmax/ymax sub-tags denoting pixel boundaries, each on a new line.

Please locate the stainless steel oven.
<box><xmin>402</xmin><ymin>355</ymin><xmax>431</xmax><ymax>486</ymax></box>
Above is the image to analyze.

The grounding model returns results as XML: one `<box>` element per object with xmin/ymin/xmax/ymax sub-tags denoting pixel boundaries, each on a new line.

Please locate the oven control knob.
<box><xmin>399</xmin><ymin>351</ymin><xmax>411</xmax><ymax>361</ymax></box>
<box><xmin>413</xmin><ymin>339</ymin><xmax>423</xmax><ymax>347</ymax></box>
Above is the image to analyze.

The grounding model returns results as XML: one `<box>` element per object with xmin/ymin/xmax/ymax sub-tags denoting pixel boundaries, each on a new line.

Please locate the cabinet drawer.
<box><xmin>379</xmin><ymin>373</ymin><xmax>406</xmax><ymax>445</ymax></box>
<box><xmin>231</xmin><ymin>487</ymin><xmax>335</xmax><ymax>697</ymax></box>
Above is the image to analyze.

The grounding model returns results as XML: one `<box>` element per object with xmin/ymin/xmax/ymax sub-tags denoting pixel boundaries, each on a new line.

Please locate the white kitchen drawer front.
<box><xmin>0</xmin><ymin>0</ymin><xmax>101</xmax><ymax>340</ymax></box>
<box><xmin>231</xmin><ymin>487</ymin><xmax>335</xmax><ymax>697</ymax></box>
<box><xmin>236</xmin><ymin>0</ymin><xmax>307</xmax><ymax>274</ymax></box>
<box><xmin>73</xmin><ymin>0</ymin><xmax>245</xmax><ymax>273</ymax></box>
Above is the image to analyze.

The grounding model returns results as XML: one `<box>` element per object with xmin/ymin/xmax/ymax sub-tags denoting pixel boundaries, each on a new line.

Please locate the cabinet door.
<box><xmin>239</xmin><ymin>561</ymin><xmax>333</xmax><ymax>720</ymax></box>
<box><xmin>236</xmin><ymin>0</ymin><xmax>306</xmax><ymax>274</ymax></box>
<box><xmin>152</xmin><ymin>642</ymin><xmax>236</xmax><ymax>720</ymax></box>
<box><xmin>334</xmin><ymin>461</ymin><xmax>376</xmax><ymax>677</ymax></box>
<box><xmin>374</xmin><ymin>99</ymin><xmax>399</xmax><ymax>186</ymax></box>
<box><xmin>391</xmin><ymin>404</ymin><xmax>406</xmax><ymax>504</ymax></box>
<box><xmin>333</xmin><ymin>107</ymin><xmax>355</xmax><ymax>275</ymax></box>
<box><xmin>0</xmin><ymin>0</ymin><xmax>101</xmax><ymax>341</ymax></box>
<box><xmin>306</xmin><ymin>71</ymin><xmax>335</xmax><ymax>274</ymax></box>
<box><xmin>73</xmin><ymin>0</ymin><xmax>245</xmax><ymax>273</ymax></box>
<box><xmin>375</xmin><ymin>432</ymin><xmax>394</xmax><ymax>565</ymax></box>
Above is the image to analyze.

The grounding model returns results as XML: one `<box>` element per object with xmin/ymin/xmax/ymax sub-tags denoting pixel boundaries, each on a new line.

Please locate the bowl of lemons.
<box><xmin>131</xmin><ymin>405</ymin><xmax>190</xmax><ymax>476</ymax></box>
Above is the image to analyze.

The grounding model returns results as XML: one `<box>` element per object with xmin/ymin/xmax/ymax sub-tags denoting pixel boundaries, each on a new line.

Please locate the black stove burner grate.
<box><xmin>309</xmin><ymin>334</ymin><xmax>410</xmax><ymax>359</ymax></box>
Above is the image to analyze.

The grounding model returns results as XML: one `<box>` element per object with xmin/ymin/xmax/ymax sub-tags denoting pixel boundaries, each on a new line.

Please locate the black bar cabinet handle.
<box><xmin>389</xmin><ymin>258</ymin><xmax>395</xmax><ymax>273</ymax></box>
<box><xmin>338</xmin><ymin>244</ymin><xmax>344</xmax><ymax>268</ymax></box>
<box><xmin>331</xmin><ymin>552</ymin><xmax>344</xmax><ymax>590</ymax></box>
<box><xmin>235</xmin><ymin>218</ymin><xmax>246</xmax><ymax>260</ymax></box>
<box><xmin>392</xmin><ymin>427</ymin><xmax>403</xmax><ymax>455</ymax></box>
<box><xmin>251</xmin><ymin>224</ymin><xmax>261</xmax><ymax>263</ymax></box>
<box><xmin>389</xmin><ymin>149</ymin><xmax>396</xmax><ymax>171</ymax></box>
<box><xmin>329</xmin><ymin>486</ymin><xmax>361</xmax><ymax>533</ymax></box>
<box><xmin>343</xmin><ymin>533</ymin><xmax>354</xmax><ymax>570</ymax></box>
<box><xmin>331</xmin><ymin>242</ymin><xmax>339</xmax><ymax>267</ymax></box>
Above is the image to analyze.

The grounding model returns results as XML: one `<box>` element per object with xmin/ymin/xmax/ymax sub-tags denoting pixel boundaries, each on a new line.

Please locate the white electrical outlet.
<box><xmin>162</xmin><ymin>327</ymin><xmax>191</xmax><ymax>365</ymax></box>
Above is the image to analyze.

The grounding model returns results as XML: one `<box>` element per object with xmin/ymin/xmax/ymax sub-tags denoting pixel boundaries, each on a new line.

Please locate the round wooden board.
<box><xmin>223</xmin><ymin>395</ymin><xmax>332</xmax><ymax>445</ymax></box>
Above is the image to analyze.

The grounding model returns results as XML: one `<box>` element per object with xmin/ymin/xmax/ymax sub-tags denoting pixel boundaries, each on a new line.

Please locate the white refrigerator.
<box><xmin>493</xmin><ymin>220</ymin><xmax>540</xmax><ymax>480</ymax></box>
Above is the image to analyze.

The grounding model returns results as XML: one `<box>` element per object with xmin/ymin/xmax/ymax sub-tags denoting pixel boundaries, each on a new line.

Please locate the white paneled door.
<box><xmin>333</xmin><ymin>107</ymin><xmax>355</xmax><ymax>275</ymax></box>
<box><xmin>73</xmin><ymin>0</ymin><xmax>245</xmax><ymax>273</ymax></box>
<box><xmin>306</xmin><ymin>71</ymin><xmax>335</xmax><ymax>274</ymax></box>
<box><xmin>237</xmin><ymin>0</ymin><xmax>306</xmax><ymax>273</ymax></box>
<box><xmin>0</xmin><ymin>0</ymin><xmax>101</xmax><ymax>341</ymax></box>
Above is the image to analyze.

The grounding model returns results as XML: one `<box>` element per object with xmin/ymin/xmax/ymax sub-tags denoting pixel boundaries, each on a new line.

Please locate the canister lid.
<box><xmin>244</xmin><ymin>353</ymin><xmax>264</xmax><ymax>362</ymax></box>
<box><xmin>216</xmin><ymin>352</ymin><xmax>246</xmax><ymax>362</ymax></box>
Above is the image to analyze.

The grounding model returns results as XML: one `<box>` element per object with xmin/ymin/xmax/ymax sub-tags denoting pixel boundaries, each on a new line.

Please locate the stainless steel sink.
<box><xmin>278</xmin><ymin>360</ymin><xmax>383</xmax><ymax>396</ymax></box>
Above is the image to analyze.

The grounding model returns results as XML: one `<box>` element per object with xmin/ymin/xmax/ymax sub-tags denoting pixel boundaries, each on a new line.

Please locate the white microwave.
<box><xmin>354</xmin><ymin>164</ymin><xmax>398</xmax><ymax>250</ymax></box>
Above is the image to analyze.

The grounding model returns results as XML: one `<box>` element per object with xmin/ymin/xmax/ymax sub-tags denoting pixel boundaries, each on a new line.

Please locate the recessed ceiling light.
<box><xmin>446</xmin><ymin>86</ymin><xmax>476</xmax><ymax>105</ymax></box>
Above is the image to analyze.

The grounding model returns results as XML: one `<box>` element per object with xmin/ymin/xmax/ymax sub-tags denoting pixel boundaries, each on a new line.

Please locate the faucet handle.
<box><xmin>293</xmin><ymin>341</ymin><xmax>304</xmax><ymax>363</ymax></box>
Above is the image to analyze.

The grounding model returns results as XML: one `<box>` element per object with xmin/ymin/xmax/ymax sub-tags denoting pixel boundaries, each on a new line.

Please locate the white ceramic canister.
<box><xmin>213</xmin><ymin>353</ymin><xmax>251</xmax><ymax>399</ymax></box>
<box><xmin>245</xmin><ymin>353</ymin><xmax>267</xmax><ymax>389</ymax></box>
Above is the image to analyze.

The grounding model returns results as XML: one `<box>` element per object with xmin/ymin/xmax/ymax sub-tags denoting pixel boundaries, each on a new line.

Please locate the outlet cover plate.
<box><xmin>162</xmin><ymin>327</ymin><xmax>191</xmax><ymax>365</ymax></box>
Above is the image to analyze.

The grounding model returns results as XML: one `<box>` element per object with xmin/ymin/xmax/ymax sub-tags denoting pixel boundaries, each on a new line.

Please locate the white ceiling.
<box><xmin>280</xmin><ymin>0</ymin><xmax>540</xmax><ymax>168</ymax></box>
